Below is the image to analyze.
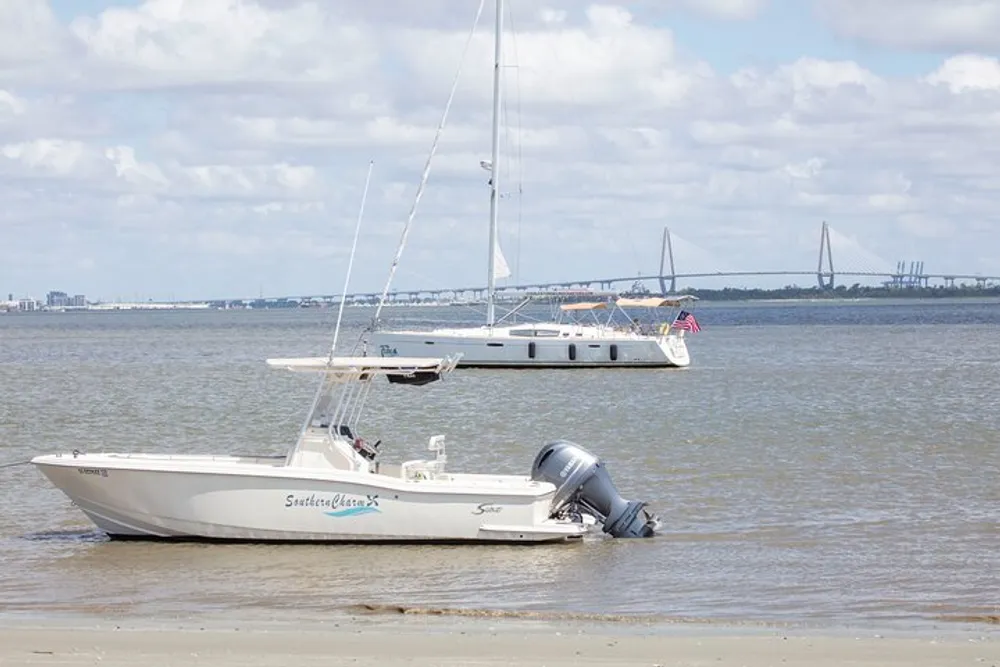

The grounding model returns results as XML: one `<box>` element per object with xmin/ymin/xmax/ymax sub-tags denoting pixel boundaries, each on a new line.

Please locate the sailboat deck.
<box><xmin>386</xmin><ymin>323</ymin><xmax>661</xmax><ymax>340</ymax></box>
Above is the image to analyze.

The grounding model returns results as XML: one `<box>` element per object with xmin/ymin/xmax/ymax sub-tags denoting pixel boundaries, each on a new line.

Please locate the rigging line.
<box><xmin>368</xmin><ymin>0</ymin><xmax>488</xmax><ymax>329</ymax></box>
<box><xmin>382</xmin><ymin>264</ymin><xmax>454</xmax><ymax>297</ymax></box>
<box><xmin>0</xmin><ymin>459</ymin><xmax>31</xmax><ymax>469</ymax></box>
<box><xmin>499</xmin><ymin>3</ymin><xmax>516</xmax><ymax>244</ymax></box>
<box><xmin>328</xmin><ymin>160</ymin><xmax>375</xmax><ymax>363</ymax></box>
<box><xmin>499</xmin><ymin>46</ymin><xmax>510</xmax><ymax>288</ymax></box>
<box><xmin>508</xmin><ymin>0</ymin><xmax>524</xmax><ymax>287</ymax></box>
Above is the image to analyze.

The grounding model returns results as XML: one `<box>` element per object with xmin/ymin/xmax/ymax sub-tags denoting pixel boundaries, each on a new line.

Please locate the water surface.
<box><xmin>1</xmin><ymin>299</ymin><xmax>998</xmax><ymax>632</ymax></box>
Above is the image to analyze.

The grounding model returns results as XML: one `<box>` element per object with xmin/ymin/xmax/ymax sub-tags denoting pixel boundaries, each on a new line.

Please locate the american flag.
<box><xmin>672</xmin><ymin>310</ymin><xmax>701</xmax><ymax>332</ymax></box>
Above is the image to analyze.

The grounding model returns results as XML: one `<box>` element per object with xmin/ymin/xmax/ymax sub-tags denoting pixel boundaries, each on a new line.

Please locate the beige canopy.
<box><xmin>558</xmin><ymin>301</ymin><xmax>609</xmax><ymax>311</ymax></box>
<box><xmin>615</xmin><ymin>295</ymin><xmax>698</xmax><ymax>308</ymax></box>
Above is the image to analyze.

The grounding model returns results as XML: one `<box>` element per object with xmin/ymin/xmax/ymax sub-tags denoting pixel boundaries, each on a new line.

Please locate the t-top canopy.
<box><xmin>615</xmin><ymin>295</ymin><xmax>698</xmax><ymax>308</ymax></box>
<box><xmin>559</xmin><ymin>301</ymin><xmax>609</xmax><ymax>311</ymax></box>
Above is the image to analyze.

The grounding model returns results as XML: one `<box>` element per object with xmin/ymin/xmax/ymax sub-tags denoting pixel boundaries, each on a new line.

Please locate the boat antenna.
<box><xmin>507</xmin><ymin>0</ymin><xmax>524</xmax><ymax>288</ymax></box>
<box><xmin>328</xmin><ymin>159</ymin><xmax>375</xmax><ymax>363</ymax></box>
<box><xmin>367</xmin><ymin>0</ymin><xmax>487</xmax><ymax>332</ymax></box>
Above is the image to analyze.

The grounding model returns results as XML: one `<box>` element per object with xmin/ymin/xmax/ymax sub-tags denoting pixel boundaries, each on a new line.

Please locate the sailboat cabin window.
<box><xmin>510</xmin><ymin>328</ymin><xmax>560</xmax><ymax>338</ymax></box>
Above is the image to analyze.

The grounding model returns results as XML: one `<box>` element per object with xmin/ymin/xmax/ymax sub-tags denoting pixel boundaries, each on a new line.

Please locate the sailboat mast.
<box><xmin>486</xmin><ymin>0</ymin><xmax>503</xmax><ymax>327</ymax></box>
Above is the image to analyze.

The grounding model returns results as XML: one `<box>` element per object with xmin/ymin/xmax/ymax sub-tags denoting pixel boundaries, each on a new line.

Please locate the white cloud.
<box><xmin>925</xmin><ymin>54</ymin><xmax>1000</xmax><ymax>93</ymax></box>
<box><xmin>0</xmin><ymin>90</ymin><xmax>27</xmax><ymax>116</ymax></box>
<box><xmin>175</xmin><ymin>229</ymin><xmax>340</xmax><ymax>259</ymax></box>
<box><xmin>1</xmin><ymin>136</ymin><xmax>318</xmax><ymax>202</ymax></box>
<box><xmin>180</xmin><ymin>162</ymin><xmax>318</xmax><ymax>197</ymax></box>
<box><xmin>816</xmin><ymin>0</ymin><xmax>1000</xmax><ymax>52</ymax></box>
<box><xmin>0</xmin><ymin>0</ymin><xmax>66</xmax><ymax>69</ymax></box>
<box><xmin>105</xmin><ymin>145</ymin><xmax>170</xmax><ymax>188</ymax></box>
<box><xmin>0</xmin><ymin>0</ymin><xmax>998</xmax><ymax>300</ymax></box>
<box><xmin>394</xmin><ymin>4</ymin><xmax>710</xmax><ymax>116</ymax></box>
<box><xmin>784</xmin><ymin>157</ymin><xmax>826</xmax><ymax>180</ymax></box>
<box><xmin>2</xmin><ymin>138</ymin><xmax>89</xmax><ymax>176</ymax></box>
<box><xmin>674</xmin><ymin>0</ymin><xmax>767</xmax><ymax>21</ymax></box>
<box><xmin>69</xmin><ymin>0</ymin><xmax>377</xmax><ymax>88</ymax></box>
<box><xmin>896</xmin><ymin>213</ymin><xmax>957</xmax><ymax>240</ymax></box>
<box><xmin>540</xmin><ymin>8</ymin><xmax>568</xmax><ymax>25</ymax></box>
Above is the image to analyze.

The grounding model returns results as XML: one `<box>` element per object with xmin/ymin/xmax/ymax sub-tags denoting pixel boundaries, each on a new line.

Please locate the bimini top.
<box><xmin>266</xmin><ymin>355</ymin><xmax>460</xmax><ymax>378</ymax></box>
<box><xmin>559</xmin><ymin>301</ymin><xmax>608</xmax><ymax>311</ymax></box>
<box><xmin>615</xmin><ymin>295</ymin><xmax>699</xmax><ymax>308</ymax></box>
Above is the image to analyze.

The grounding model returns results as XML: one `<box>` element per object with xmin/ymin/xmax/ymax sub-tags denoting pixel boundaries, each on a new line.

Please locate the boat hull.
<box><xmin>370</xmin><ymin>328</ymin><xmax>689</xmax><ymax>368</ymax></box>
<box><xmin>32</xmin><ymin>453</ymin><xmax>587</xmax><ymax>544</ymax></box>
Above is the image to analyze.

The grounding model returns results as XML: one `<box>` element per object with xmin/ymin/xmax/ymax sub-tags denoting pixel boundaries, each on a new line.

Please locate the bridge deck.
<box><xmin>205</xmin><ymin>270</ymin><xmax>1000</xmax><ymax>304</ymax></box>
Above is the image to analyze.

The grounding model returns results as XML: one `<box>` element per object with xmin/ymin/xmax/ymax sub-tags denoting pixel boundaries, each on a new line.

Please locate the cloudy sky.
<box><xmin>2</xmin><ymin>0</ymin><xmax>999</xmax><ymax>301</ymax></box>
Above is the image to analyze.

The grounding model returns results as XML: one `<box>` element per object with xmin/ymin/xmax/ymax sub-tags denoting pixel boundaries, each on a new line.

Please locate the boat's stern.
<box><xmin>657</xmin><ymin>332</ymin><xmax>690</xmax><ymax>367</ymax></box>
<box><xmin>530</xmin><ymin>440</ymin><xmax>661</xmax><ymax>539</ymax></box>
<box><xmin>476</xmin><ymin>521</ymin><xmax>588</xmax><ymax>542</ymax></box>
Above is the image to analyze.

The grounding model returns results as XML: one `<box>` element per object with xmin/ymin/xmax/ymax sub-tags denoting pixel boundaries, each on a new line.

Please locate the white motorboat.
<box><xmin>372</xmin><ymin>295</ymin><xmax>699</xmax><ymax>368</ymax></box>
<box><xmin>366</xmin><ymin>0</ymin><xmax>701</xmax><ymax>368</ymax></box>
<box><xmin>28</xmin><ymin>4</ymin><xmax>664</xmax><ymax>545</ymax></box>
<box><xmin>31</xmin><ymin>354</ymin><xmax>661</xmax><ymax>543</ymax></box>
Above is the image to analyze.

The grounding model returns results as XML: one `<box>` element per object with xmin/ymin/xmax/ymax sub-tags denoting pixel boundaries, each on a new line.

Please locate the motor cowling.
<box><xmin>530</xmin><ymin>440</ymin><xmax>659</xmax><ymax>538</ymax></box>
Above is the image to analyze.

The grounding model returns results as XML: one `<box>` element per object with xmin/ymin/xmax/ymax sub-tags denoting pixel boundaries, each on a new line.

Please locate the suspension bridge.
<box><xmin>650</xmin><ymin>221</ymin><xmax>996</xmax><ymax>293</ymax></box>
<box><xmin>209</xmin><ymin>221</ymin><xmax>999</xmax><ymax>308</ymax></box>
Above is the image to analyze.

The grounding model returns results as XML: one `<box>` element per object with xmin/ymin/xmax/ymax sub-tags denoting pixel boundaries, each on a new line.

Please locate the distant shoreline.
<box><xmin>3</xmin><ymin>284</ymin><xmax>999</xmax><ymax>314</ymax></box>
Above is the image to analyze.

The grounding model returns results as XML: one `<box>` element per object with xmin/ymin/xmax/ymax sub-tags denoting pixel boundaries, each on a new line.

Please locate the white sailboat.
<box><xmin>368</xmin><ymin>0</ymin><xmax>698</xmax><ymax>369</ymax></box>
<box><xmin>373</xmin><ymin>294</ymin><xmax>699</xmax><ymax>368</ymax></box>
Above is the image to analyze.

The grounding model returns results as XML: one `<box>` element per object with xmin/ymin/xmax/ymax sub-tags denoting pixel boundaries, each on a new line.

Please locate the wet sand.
<box><xmin>1</xmin><ymin>618</ymin><xmax>996</xmax><ymax>667</ymax></box>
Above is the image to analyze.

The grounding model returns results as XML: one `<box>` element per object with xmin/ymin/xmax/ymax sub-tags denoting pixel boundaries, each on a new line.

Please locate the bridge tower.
<box><xmin>658</xmin><ymin>226</ymin><xmax>677</xmax><ymax>294</ymax></box>
<box><xmin>817</xmin><ymin>221</ymin><xmax>835</xmax><ymax>289</ymax></box>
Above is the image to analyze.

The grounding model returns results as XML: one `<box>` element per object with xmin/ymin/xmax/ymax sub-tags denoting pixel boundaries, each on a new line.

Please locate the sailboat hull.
<box><xmin>370</xmin><ymin>326</ymin><xmax>690</xmax><ymax>368</ymax></box>
<box><xmin>32</xmin><ymin>453</ymin><xmax>589</xmax><ymax>544</ymax></box>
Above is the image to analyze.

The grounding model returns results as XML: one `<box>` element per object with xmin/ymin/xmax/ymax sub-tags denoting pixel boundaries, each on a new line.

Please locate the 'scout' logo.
<box><xmin>471</xmin><ymin>503</ymin><xmax>503</xmax><ymax>515</ymax></box>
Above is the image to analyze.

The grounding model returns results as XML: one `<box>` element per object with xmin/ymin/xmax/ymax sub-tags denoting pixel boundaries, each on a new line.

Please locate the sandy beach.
<box><xmin>1</xmin><ymin>617</ymin><xmax>996</xmax><ymax>667</ymax></box>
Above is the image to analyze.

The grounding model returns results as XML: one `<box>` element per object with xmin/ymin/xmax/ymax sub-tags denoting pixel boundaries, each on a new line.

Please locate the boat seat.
<box><xmin>400</xmin><ymin>460</ymin><xmax>443</xmax><ymax>481</ymax></box>
<box><xmin>401</xmin><ymin>435</ymin><xmax>447</xmax><ymax>481</ymax></box>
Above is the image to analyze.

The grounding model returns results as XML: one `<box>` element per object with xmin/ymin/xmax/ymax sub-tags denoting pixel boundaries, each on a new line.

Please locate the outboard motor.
<box><xmin>530</xmin><ymin>440</ymin><xmax>659</xmax><ymax>538</ymax></box>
